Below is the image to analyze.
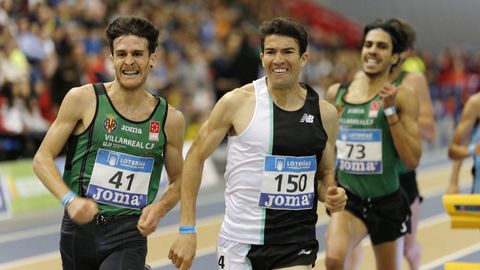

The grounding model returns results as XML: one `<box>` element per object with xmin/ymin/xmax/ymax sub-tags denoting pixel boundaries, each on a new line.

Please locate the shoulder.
<box><xmin>468</xmin><ymin>92</ymin><xmax>480</xmax><ymax>105</ymax></box>
<box><xmin>319</xmin><ymin>99</ymin><xmax>337</xmax><ymax>117</ymax></box>
<box><xmin>403</xmin><ymin>72</ymin><xmax>428</xmax><ymax>90</ymax></box>
<box><xmin>216</xmin><ymin>83</ymin><xmax>255</xmax><ymax>110</ymax></box>
<box><xmin>319</xmin><ymin>99</ymin><xmax>338</xmax><ymax>127</ymax></box>
<box><xmin>326</xmin><ymin>83</ymin><xmax>342</xmax><ymax>104</ymax></box>
<box><xmin>463</xmin><ymin>92</ymin><xmax>480</xmax><ymax>115</ymax></box>
<box><xmin>166</xmin><ymin>105</ymin><xmax>185</xmax><ymax>127</ymax></box>
<box><xmin>59</xmin><ymin>84</ymin><xmax>96</xmax><ymax>116</ymax></box>
<box><xmin>404</xmin><ymin>71</ymin><xmax>427</xmax><ymax>82</ymax></box>
<box><xmin>64</xmin><ymin>84</ymin><xmax>96</xmax><ymax>104</ymax></box>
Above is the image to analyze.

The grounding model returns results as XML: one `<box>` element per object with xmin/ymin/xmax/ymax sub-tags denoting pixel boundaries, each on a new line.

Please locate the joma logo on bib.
<box><xmin>263</xmin><ymin>193</ymin><xmax>312</xmax><ymax>209</ymax></box>
<box><xmin>337</xmin><ymin>160</ymin><xmax>381</xmax><ymax>174</ymax></box>
<box><xmin>90</xmin><ymin>186</ymin><xmax>144</xmax><ymax>209</ymax></box>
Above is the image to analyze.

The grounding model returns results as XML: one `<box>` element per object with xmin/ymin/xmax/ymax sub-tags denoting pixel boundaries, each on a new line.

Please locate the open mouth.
<box><xmin>122</xmin><ymin>70</ymin><xmax>140</xmax><ymax>77</ymax></box>
<box><xmin>272</xmin><ymin>68</ymin><xmax>288</xmax><ymax>74</ymax></box>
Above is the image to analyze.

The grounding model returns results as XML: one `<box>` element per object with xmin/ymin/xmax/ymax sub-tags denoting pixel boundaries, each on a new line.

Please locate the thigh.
<box><xmin>372</xmin><ymin>237</ymin><xmax>404</xmax><ymax>270</ymax></box>
<box><xmin>326</xmin><ymin>210</ymin><xmax>368</xmax><ymax>261</ymax></box>
<box><xmin>60</xmin><ymin>213</ymin><xmax>98</xmax><ymax>270</ymax></box>
<box><xmin>99</xmin><ymin>242</ymin><xmax>147</xmax><ymax>270</ymax></box>
<box><xmin>98</xmin><ymin>216</ymin><xmax>147</xmax><ymax>270</ymax></box>
<box><xmin>217</xmin><ymin>237</ymin><xmax>252</xmax><ymax>270</ymax></box>
<box><xmin>369</xmin><ymin>191</ymin><xmax>411</xmax><ymax>245</ymax></box>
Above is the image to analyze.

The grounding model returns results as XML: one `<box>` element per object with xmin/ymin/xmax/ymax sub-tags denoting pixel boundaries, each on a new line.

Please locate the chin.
<box><xmin>363</xmin><ymin>69</ymin><xmax>383</xmax><ymax>78</ymax></box>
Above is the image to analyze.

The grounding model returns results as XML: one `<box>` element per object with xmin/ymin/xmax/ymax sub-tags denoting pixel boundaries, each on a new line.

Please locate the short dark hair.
<box><xmin>398</xmin><ymin>20</ymin><xmax>416</xmax><ymax>50</ymax></box>
<box><xmin>362</xmin><ymin>18</ymin><xmax>407</xmax><ymax>54</ymax></box>
<box><xmin>258</xmin><ymin>17</ymin><xmax>308</xmax><ymax>55</ymax></box>
<box><xmin>105</xmin><ymin>16</ymin><xmax>159</xmax><ymax>55</ymax></box>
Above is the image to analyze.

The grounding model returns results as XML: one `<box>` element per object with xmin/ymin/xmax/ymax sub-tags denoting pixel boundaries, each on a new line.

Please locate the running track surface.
<box><xmin>1</xmin><ymin>152</ymin><xmax>479</xmax><ymax>270</ymax></box>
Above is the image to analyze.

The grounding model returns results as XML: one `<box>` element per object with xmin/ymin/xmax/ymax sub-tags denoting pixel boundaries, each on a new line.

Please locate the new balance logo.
<box><xmin>298</xmin><ymin>249</ymin><xmax>312</xmax><ymax>256</ymax></box>
<box><xmin>300</xmin><ymin>113</ymin><xmax>314</xmax><ymax>123</ymax></box>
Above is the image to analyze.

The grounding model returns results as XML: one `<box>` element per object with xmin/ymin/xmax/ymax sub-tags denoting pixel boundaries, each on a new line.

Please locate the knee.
<box><xmin>325</xmin><ymin>256</ymin><xmax>345</xmax><ymax>270</ymax></box>
<box><xmin>404</xmin><ymin>242</ymin><xmax>421</xmax><ymax>261</ymax></box>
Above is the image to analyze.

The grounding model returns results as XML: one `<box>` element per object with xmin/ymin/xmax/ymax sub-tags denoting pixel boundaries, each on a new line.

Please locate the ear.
<box><xmin>391</xmin><ymin>53</ymin><xmax>399</xmax><ymax>66</ymax></box>
<box><xmin>149</xmin><ymin>52</ymin><xmax>157</xmax><ymax>69</ymax></box>
<box><xmin>300</xmin><ymin>52</ymin><xmax>309</xmax><ymax>68</ymax></box>
<box><xmin>260</xmin><ymin>52</ymin><xmax>265</xmax><ymax>68</ymax></box>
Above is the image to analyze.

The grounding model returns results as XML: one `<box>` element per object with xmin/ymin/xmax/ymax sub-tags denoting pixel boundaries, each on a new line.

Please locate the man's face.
<box><xmin>361</xmin><ymin>29</ymin><xmax>398</xmax><ymax>77</ymax></box>
<box><xmin>260</xmin><ymin>34</ymin><xmax>308</xmax><ymax>90</ymax></box>
<box><xmin>111</xmin><ymin>35</ymin><xmax>156</xmax><ymax>90</ymax></box>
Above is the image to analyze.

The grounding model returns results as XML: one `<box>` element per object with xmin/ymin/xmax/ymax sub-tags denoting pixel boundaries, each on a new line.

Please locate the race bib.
<box><xmin>87</xmin><ymin>149</ymin><xmax>154</xmax><ymax>209</ymax></box>
<box><xmin>336</xmin><ymin>128</ymin><xmax>382</xmax><ymax>174</ymax></box>
<box><xmin>259</xmin><ymin>155</ymin><xmax>316</xmax><ymax>210</ymax></box>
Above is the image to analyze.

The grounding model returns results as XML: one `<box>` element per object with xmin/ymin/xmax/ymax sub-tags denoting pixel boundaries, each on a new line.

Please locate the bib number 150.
<box><xmin>275</xmin><ymin>174</ymin><xmax>307</xmax><ymax>193</ymax></box>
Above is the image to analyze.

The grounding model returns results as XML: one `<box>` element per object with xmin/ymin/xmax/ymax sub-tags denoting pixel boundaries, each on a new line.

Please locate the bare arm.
<box><xmin>448</xmin><ymin>93</ymin><xmax>480</xmax><ymax>159</ymax></box>
<box><xmin>404</xmin><ymin>72</ymin><xmax>436</xmax><ymax>142</ymax></box>
<box><xmin>317</xmin><ymin>100</ymin><xmax>338</xmax><ymax>202</ymax></box>
<box><xmin>381</xmin><ymin>85</ymin><xmax>422</xmax><ymax>169</ymax></box>
<box><xmin>32</xmin><ymin>85</ymin><xmax>98</xmax><ymax>224</ymax></box>
<box><xmin>138</xmin><ymin>106</ymin><xmax>185</xmax><ymax>236</ymax></box>
<box><xmin>169</xmin><ymin>88</ymin><xmax>246</xmax><ymax>270</ymax></box>
<box><xmin>317</xmin><ymin>100</ymin><xmax>347</xmax><ymax>213</ymax></box>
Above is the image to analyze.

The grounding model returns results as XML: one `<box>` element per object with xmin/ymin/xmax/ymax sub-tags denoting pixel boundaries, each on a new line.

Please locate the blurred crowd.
<box><xmin>0</xmin><ymin>0</ymin><xmax>479</xmax><ymax>161</ymax></box>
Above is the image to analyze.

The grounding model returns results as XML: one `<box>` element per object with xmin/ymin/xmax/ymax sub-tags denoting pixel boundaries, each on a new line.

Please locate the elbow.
<box><xmin>448</xmin><ymin>147</ymin><xmax>462</xmax><ymax>160</ymax></box>
<box><xmin>32</xmin><ymin>152</ymin><xmax>42</xmax><ymax>174</ymax></box>
<box><xmin>404</xmin><ymin>151</ymin><xmax>422</xmax><ymax>170</ymax></box>
<box><xmin>405</xmin><ymin>159</ymin><xmax>419</xmax><ymax>170</ymax></box>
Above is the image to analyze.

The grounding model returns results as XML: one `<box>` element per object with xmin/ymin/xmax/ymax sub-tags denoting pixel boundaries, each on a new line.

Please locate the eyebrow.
<box><xmin>115</xmin><ymin>49</ymin><xmax>145</xmax><ymax>54</ymax></box>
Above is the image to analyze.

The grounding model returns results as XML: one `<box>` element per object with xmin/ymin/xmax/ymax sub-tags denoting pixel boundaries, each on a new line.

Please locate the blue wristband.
<box><xmin>61</xmin><ymin>191</ymin><xmax>77</xmax><ymax>206</ymax></box>
<box><xmin>467</xmin><ymin>144</ymin><xmax>476</xmax><ymax>156</ymax></box>
<box><xmin>179</xmin><ymin>225</ymin><xmax>197</xmax><ymax>234</ymax></box>
<box><xmin>384</xmin><ymin>106</ymin><xmax>397</xmax><ymax>116</ymax></box>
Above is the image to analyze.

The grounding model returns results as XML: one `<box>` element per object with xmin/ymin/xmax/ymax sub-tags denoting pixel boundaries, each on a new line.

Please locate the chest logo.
<box><xmin>103</xmin><ymin>114</ymin><xmax>118</xmax><ymax>133</ymax></box>
<box><xmin>121</xmin><ymin>125</ymin><xmax>143</xmax><ymax>134</ymax></box>
<box><xmin>300</xmin><ymin>113</ymin><xmax>314</xmax><ymax>123</ymax></box>
<box><xmin>369</xmin><ymin>101</ymin><xmax>380</xmax><ymax>118</ymax></box>
<box><xmin>149</xmin><ymin>121</ymin><xmax>160</xmax><ymax>142</ymax></box>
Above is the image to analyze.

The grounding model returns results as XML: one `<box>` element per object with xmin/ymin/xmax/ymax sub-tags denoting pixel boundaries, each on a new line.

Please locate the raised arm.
<box><xmin>32</xmin><ymin>85</ymin><xmax>99</xmax><ymax>224</ymax></box>
<box><xmin>382</xmin><ymin>84</ymin><xmax>422</xmax><ymax>169</ymax></box>
<box><xmin>448</xmin><ymin>93</ymin><xmax>480</xmax><ymax>159</ymax></box>
<box><xmin>137</xmin><ymin>106</ymin><xmax>185</xmax><ymax>236</ymax></box>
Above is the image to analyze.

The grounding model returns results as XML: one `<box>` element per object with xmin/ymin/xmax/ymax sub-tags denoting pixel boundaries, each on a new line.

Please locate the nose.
<box><xmin>125</xmin><ymin>54</ymin><xmax>134</xmax><ymax>65</ymax></box>
<box><xmin>273</xmin><ymin>52</ymin><xmax>285</xmax><ymax>64</ymax></box>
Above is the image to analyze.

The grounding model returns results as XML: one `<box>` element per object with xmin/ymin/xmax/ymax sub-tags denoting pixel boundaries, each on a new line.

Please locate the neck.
<box><xmin>109</xmin><ymin>81</ymin><xmax>149</xmax><ymax>106</ymax></box>
<box><xmin>361</xmin><ymin>70</ymin><xmax>390</xmax><ymax>96</ymax></box>
<box><xmin>389</xmin><ymin>65</ymin><xmax>402</xmax><ymax>81</ymax></box>
<box><xmin>268</xmin><ymin>82</ymin><xmax>306</xmax><ymax>110</ymax></box>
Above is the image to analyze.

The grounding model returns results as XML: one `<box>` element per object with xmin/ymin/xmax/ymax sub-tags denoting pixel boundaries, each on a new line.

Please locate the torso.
<box><xmin>64</xmin><ymin>83</ymin><xmax>168</xmax><ymax>216</ymax></box>
<box><xmin>334</xmin><ymin>83</ymin><xmax>400</xmax><ymax>198</ymax></box>
<box><xmin>220</xmin><ymin>77</ymin><xmax>328</xmax><ymax>245</ymax></box>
